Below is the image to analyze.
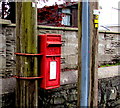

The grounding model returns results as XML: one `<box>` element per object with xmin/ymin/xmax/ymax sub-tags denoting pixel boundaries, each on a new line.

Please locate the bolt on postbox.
<box><xmin>38</xmin><ymin>34</ymin><xmax>62</xmax><ymax>89</ymax></box>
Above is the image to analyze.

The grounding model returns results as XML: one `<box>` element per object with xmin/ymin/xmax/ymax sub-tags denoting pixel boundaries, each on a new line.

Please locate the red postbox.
<box><xmin>38</xmin><ymin>34</ymin><xmax>61</xmax><ymax>89</ymax></box>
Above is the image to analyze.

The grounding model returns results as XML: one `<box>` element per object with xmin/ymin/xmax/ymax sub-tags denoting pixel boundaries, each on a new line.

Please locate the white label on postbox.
<box><xmin>50</xmin><ymin>61</ymin><xmax>57</xmax><ymax>80</ymax></box>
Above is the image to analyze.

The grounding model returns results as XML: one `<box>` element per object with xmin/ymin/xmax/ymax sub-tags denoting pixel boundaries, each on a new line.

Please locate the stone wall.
<box><xmin>98</xmin><ymin>31</ymin><xmax>120</xmax><ymax>65</ymax></box>
<box><xmin>0</xmin><ymin>26</ymin><xmax>16</xmax><ymax>78</ymax></box>
<box><xmin>0</xmin><ymin>25</ymin><xmax>16</xmax><ymax>108</ymax></box>
<box><xmin>38</xmin><ymin>27</ymin><xmax>78</xmax><ymax>70</ymax></box>
<box><xmin>0</xmin><ymin>25</ymin><xmax>78</xmax><ymax>107</ymax></box>
<box><xmin>38</xmin><ymin>76</ymin><xmax>120</xmax><ymax>108</ymax></box>
<box><xmin>98</xmin><ymin>76</ymin><xmax>120</xmax><ymax>108</ymax></box>
<box><xmin>1</xmin><ymin>76</ymin><xmax>120</xmax><ymax>108</ymax></box>
<box><xmin>0</xmin><ymin>24</ymin><xmax>120</xmax><ymax>108</ymax></box>
<box><xmin>1</xmin><ymin>92</ymin><xmax>15</xmax><ymax>108</ymax></box>
<box><xmin>0</xmin><ymin>25</ymin><xmax>78</xmax><ymax>78</ymax></box>
<box><xmin>38</xmin><ymin>83</ymin><xmax>77</xmax><ymax>108</ymax></box>
<box><xmin>1</xmin><ymin>25</ymin><xmax>120</xmax><ymax>79</ymax></box>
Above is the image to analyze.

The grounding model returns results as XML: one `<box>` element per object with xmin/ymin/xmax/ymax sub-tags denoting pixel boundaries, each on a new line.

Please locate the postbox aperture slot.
<box><xmin>47</xmin><ymin>42</ymin><xmax>62</xmax><ymax>47</ymax></box>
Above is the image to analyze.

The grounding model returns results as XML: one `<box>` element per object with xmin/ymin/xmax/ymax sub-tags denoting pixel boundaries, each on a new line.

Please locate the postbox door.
<box><xmin>45</xmin><ymin>56</ymin><xmax>60</xmax><ymax>88</ymax></box>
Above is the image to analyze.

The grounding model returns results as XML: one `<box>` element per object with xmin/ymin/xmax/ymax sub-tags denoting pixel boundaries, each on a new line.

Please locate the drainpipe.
<box><xmin>80</xmin><ymin>0</ymin><xmax>90</xmax><ymax>106</ymax></box>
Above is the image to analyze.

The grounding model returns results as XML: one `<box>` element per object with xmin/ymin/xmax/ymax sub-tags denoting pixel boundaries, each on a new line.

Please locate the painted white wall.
<box><xmin>37</xmin><ymin>0</ymin><xmax>78</xmax><ymax>8</ymax></box>
<box><xmin>99</xmin><ymin>0</ymin><xmax>119</xmax><ymax>26</ymax></box>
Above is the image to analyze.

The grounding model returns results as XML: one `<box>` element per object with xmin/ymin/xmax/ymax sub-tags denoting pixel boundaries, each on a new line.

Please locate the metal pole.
<box><xmin>78</xmin><ymin>1</ymin><xmax>98</xmax><ymax>107</ymax></box>
<box><xmin>81</xmin><ymin>0</ymin><xmax>90</xmax><ymax>106</ymax></box>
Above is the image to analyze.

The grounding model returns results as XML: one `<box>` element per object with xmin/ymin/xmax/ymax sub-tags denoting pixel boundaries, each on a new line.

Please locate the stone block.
<box><xmin>111</xmin><ymin>77</ymin><xmax>120</xmax><ymax>87</ymax></box>
<box><xmin>53</xmin><ymin>97</ymin><xmax>65</xmax><ymax>105</ymax></box>
<box><xmin>2</xmin><ymin>78</ymin><xmax>16</xmax><ymax>94</ymax></box>
<box><xmin>60</xmin><ymin>70</ymin><xmax>77</xmax><ymax>85</ymax></box>
<box><xmin>109</xmin><ymin>87</ymin><xmax>117</xmax><ymax>100</ymax></box>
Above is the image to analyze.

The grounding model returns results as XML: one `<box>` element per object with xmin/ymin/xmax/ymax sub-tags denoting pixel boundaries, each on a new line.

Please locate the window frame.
<box><xmin>61</xmin><ymin>8</ymin><xmax>72</xmax><ymax>27</ymax></box>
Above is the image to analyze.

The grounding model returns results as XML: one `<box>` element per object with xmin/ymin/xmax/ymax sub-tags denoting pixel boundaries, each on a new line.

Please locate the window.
<box><xmin>0</xmin><ymin>2</ymin><xmax>16</xmax><ymax>23</ymax></box>
<box><xmin>61</xmin><ymin>8</ymin><xmax>71</xmax><ymax>26</ymax></box>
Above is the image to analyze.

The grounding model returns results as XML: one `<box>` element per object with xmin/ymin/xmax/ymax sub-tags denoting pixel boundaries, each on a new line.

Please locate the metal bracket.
<box><xmin>15</xmin><ymin>53</ymin><xmax>43</xmax><ymax>56</ymax></box>
<box><xmin>13</xmin><ymin>75</ymin><xmax>43</xmax><ymax>80</ymax></box>
<box><xmin>14</xmin><ymin>53</ymin><xmax>43</xmax><ymax>80</ymax></box>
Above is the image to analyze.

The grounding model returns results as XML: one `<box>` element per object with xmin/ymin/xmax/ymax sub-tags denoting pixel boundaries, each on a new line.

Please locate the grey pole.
<box><xmin>80</xmin><ymin>0</ymin><xmax>90</xmax><ymax>106</ymax></box>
